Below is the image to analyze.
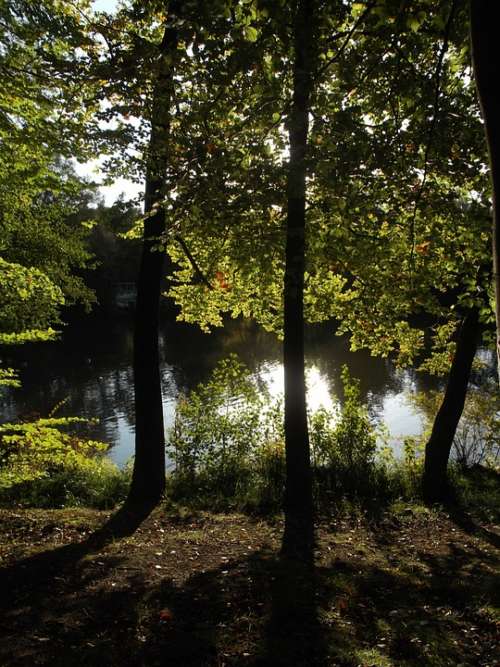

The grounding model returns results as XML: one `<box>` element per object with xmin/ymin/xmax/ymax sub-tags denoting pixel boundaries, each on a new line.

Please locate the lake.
<box><xmin>0</xmin><ymin>311</ymin><xmax>444</xmax><ymax>466</ymax></box>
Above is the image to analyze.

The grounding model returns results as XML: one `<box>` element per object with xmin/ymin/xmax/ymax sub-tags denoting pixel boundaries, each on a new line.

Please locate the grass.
<box><xmin>0</xmin><ymin>501</ymin><xmax>498</xmax><ymax>666</ymax></box>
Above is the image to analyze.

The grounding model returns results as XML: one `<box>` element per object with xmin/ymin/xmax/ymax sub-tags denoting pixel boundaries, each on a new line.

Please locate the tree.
<box><xmin>0</xmin><ymin>0</ymin><xmax>99</xmax><ymax>382</ymax></box>
<box><xmin>160</xmin><ymin>0</ymin><xmax>377</xmax><ymax>549</ymax></box>
<box><xmin>0</xmin><ymin>0</ymin><xmax>99</xmax><ymax>303</ymax></box>
<box><xmin>470</xmin><ymin>0</ymin><xmax>500</xmax><ymax>384</ymax></box>
<box><xmin>91</xmin><ymin>0</ymin><xmax>294</xmax><ymax>505</ymax></box>
<box><xmin>155</xmin><ymin>0</ymin><xmax>319</xmax><ymax>547</ymax></box>
<box><xmin>127</xmin><ymin>2</ymin><xmax>181</xmax><ymax>505</ymax></box>
<box><xmin>422</xmin><ymin>307</ymin><xmax>481</xmax><ymax>502</ymax></box>
<box><xmin>282</xmin><ymin>0</ymin><xmax>316</xmax><ymax>555</ymax></box>
<box><xmin>323</xmin><ymin>1</ymin><xmax>494</xmax><ymax>496</ymax></box>
<box><xmin>297</xmin><ymin>0</ymin><xmax>494</xmax><ymax>502</ymax></box>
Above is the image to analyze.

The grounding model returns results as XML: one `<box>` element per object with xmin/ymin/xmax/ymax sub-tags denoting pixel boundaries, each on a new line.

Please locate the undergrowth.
<box><xmin>166</xmin><ymin>356</ymin><xmax>499</xmax><ymax>521</ymax></box>
<box><xmin>0</xmin><ymin>355</ymin><xmax>498</xmax><ymax>519</ymax></box>
<box><xmin>0</xmin><ymin>417</ymin><xmax>130</xmax><ymax>509</ymax></box>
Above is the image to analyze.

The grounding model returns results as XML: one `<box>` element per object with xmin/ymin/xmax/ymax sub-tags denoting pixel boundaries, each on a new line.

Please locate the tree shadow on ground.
<box><xmin>444</xmin><ymin>503</ymin><xmax>500</xmax><ymax>550</ymax></box>
<box><xmin>0</xmin><ymin>500</ymin><xmax>156</xmax><ymax>610</ymax></box>
<box><xmin>1</xmin><ymin>508</ymin><xmax>498</xmax><ymax>666</ymax></box>
<box><xmin>0</xmin><ymin>529</ymin><xmax>326</xmax><ymax>666</ymax></box>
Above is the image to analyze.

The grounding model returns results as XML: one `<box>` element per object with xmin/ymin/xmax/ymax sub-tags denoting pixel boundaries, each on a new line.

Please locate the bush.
<box><xmin>167</xmin><ymin>355</ymin><xmax>285</xmax><ymax>511</ymax></box>
<box><xmin>385</xmin><ymin>381</ymin><xmax>500</xmax><ymax>512</ymax></box>
<box><xmin>409</xmin><ymin>382</ymin><xmax>500</xmax><ymax>469</ymax></box>
<box><xmin>166</xmin><ymin>355</ymin><xmax>500</xmax><ymax>517</ymax></box>
<box><xmin>0</xmin><ymin>417</ymin><xmax>129</xmax><ymax>508</ymax></box>
<box><xmin>168</xmin><ymin>358</ymin><xmax>392</xmax><ymax>512</ymax></box>
<box><xmin>453</xmin><ymin>385</ymin><xmax>500</xmax><ymax>468</ymax></box>
<box><xmin>310</xmin><ymin>366</ymin><xmax>381</xmax><ymax>503</ymax></box>
<box><xmin>376</xmin><ymin>436</ymin><xmax>425</xmax><ymax>503</ymax></box>
<box><xmin>450</xmin><ymin>464</ymin><xmax>500</xmax><ymax>522</ymax></box>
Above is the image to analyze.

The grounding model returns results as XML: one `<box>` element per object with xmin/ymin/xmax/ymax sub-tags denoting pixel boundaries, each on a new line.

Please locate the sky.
<box><xmin>74</xmin><ymin>158</ymin><xmax>142</xmax><ymax>207</ymax></box>
<box><xmin>92</xmin><ymin>0</ymin><xmax>118</xmax><ymax>12</ymax></box>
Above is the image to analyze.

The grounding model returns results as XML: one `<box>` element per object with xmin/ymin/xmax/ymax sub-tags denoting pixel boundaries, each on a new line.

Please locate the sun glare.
<box><xmin>258</xmin><ymin>362</ymin><xmax>335</xmax><ymax>412</ymax></box>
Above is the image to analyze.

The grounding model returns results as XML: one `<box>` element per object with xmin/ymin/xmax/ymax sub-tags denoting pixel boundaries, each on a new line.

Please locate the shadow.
<box><xmin>253</xmin><ymin>505</ymin><xmax>327</xmax><ymax>664</ymax></box>
<box><xmin>264</xmin><ymin>552</ymin><xmax>327</xmax><ymax>666</ymax></box>
<box><xmin>0</xmin><ymin>500</ymin><xmax>156</xmax><ymax>611</ymax></box>
<box><xmin>445</xmin><ymin>503</ymin><xmax>500</xmax><ymax>550</ymax></box>
<box><xmin>0</xmin><ymin>544</ymin><xmax>327</xmax><ymax>665</ymax></box>
<box><xmin>1</xmin><ymin>508</ymin><xmax>498</xmax><ymax>666</ymax></box>
<box><xmin>138</xmin><ymin>550</ymin><xmax>279</xmax><ymax>666</ymax></box>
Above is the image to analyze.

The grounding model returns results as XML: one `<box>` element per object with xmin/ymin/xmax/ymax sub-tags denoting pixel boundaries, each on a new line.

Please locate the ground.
<box><xmin>0</xmin><ymin>504</ymin><xmax>498</xmax><ymax>666</ymax></box>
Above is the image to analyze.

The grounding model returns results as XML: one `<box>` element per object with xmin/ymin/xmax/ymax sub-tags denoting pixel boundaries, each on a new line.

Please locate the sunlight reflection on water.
<box><xmin>258</xmin><ymin>362</ymin><xmax>335</xmax><ymax>412</ymax></box>
<box><xmin>256</xmin><ymin>362</ymin><xmax>424</xmax><ymax>458</ymax></box>
<box><xmin>1</xmin><ymin>315</ymin><xmax>457</xmax><ymax>467</ymax></box>
<box><xmin>106</xmin><ymin>363</ymin><xmax>425</xmax><ymax>467</ymax></box>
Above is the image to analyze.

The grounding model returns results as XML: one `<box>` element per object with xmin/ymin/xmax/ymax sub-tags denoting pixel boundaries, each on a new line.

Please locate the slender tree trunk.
<box><xmin>127</xmin><ymin>9</ymin><xmax>180</xmax><ymax>506</ymax></box>
<box><xmin>282</xmin><ymin>0</ymin><xmax>315</xmax><ymax>556</ymax></box>
<box><xmin>470</xmin><ymin>1</ymin><xmax>500</xmax><ymax>384</ymax></box>
<box><xmin>422</xmin><ymin>308</ymin><xmax>480</xmax><ymax>504</ymax></box>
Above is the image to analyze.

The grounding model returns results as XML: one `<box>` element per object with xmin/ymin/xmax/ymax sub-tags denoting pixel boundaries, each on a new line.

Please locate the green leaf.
<box><xmin>243</xmin><ymin>26</ymin><xmax>258</xmax><ymax>42</ymax></box>
<box><xmin>408</xmin><ymin>17</ymin><xmax>421</xmax><ymax>32</ymax></box>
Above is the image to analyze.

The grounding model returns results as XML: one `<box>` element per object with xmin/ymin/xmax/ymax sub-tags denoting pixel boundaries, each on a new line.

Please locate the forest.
<box><xmin>0</xmin><ymin>0</ymin><xmax>499</xmax><ymax>665</ymax></box>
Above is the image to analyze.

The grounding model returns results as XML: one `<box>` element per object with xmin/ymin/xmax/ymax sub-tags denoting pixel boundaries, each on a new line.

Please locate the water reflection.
<box><xmin>260</xmin><ymin>363</ymin><xmax>335</xmax><ymax>412</ymax></box>
<box><xmin>0</xmin><ymin>312</ymin><xmax>442</xmax><ymax>466</ymax></box>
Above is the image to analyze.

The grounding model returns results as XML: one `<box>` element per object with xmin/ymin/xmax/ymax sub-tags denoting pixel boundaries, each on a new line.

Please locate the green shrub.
<box><xmin>452</xmin><ymin>385</ymin><xmax>500</xmax><ymax>468</ymax></box>
<box><xmin>245</xmin><ymin>437</ymin><xmax>286</xmax><ymax>513</ymax></box>
<box><xmin>310</xmin><ymin>366</ymin><xmax>381</xmax><ymax>502</ymax></box>
<box><xmin>364</xmin><ymin>436</ymin><xmax>425</xmax><ymax>511</ymax></box>
<box><xmin>409</xmin><ymin>382</ymin><xmax>500</xmax><ymax>469</ymax></box>
<box><xmin>0</xmin><ymin>417</ymin><xmax>129</xmax><ymax>508</ymax></box>
<box><xmin>168</xmin><ymin>355</ymin><xmax>261</xmax><ymax>496</ymax></box>
<box><xmin>168</xmin><ymin>358</ymin><xmax>389</xmax><ymax>512</ymax></box>
<box><xmin>449</xmin><ymin>464</ymin><xmax>500</xmax><ymax>522</ymax></box>
<box><xmin>167</xmin><ymin>355</ymin><xmax>285</xmax><ymax>511</ymax></box>
<box><xmin>166</xmin><ymin>355</ymin><xmax>499</xmax><ymax>517</ymax></box>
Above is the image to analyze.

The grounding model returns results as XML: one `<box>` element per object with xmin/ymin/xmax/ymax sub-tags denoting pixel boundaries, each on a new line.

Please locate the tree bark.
<box><xmin>127</xmin><ymin>7</ymin><xmax>180</xmax><ymax>506</ymax></box>
<box><xmin>470</xmin><ymin>1</ymin><xmax>500</xmax><ymax>384</ymax></box>
<box><xmin>282</xmin><ymin>0</ymin><xmax>315</xmax><ymax>556</ymax></box>
<box><xmin>422</xmin><ymin>308</ymin><xmax>480</xmax><ymax>504</ymax></box>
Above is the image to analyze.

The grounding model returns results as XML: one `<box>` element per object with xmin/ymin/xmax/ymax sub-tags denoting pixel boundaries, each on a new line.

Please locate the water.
<box><xmin>0</xmin><ymin>311</ymin><xmax>441</xmax><ymax>466</ymax></box>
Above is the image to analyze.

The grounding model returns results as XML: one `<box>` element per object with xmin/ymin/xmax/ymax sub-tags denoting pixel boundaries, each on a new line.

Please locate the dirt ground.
<box><xmin>0</xmin><ymin>504</ymin><xmax>498</xmax><ymax>666</ymax></box>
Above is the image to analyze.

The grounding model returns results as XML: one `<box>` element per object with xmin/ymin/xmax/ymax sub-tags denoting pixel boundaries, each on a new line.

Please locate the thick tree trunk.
<box><xmin>127</xmin><ymin>10</ymin><xmax>180</xmax><ymax>506</ymax></box>
<box><xmin>470</xmin><ymin>1</ymin><xmax>500</xmax><ymax>384</ymax></box>
<box><xmin>282</xmin><ymin>0</ymin><xmax>315</xmax><ymax>556</ymax></box>
<box><xmin>422</xmin><ymin>308</ymin><xmax>480</xmax><ymax>504</ymax></box>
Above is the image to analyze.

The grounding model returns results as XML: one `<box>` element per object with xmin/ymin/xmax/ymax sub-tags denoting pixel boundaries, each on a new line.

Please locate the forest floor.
<box><xmin>0</xmin><ymin>503</ymin><xmax>498</xmax><ymax>666</ymax></box>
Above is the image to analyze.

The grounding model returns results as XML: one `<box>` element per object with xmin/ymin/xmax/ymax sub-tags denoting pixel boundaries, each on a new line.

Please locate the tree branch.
<box><xmin>408</xmin><ymin>0</ymin><xmax>461</xmax><ymax>282</ymax></box>
<box><xmin>315</xmin><ymin>1</ymin><xmax>377</xmax><ymax>80</ymax></box>
<box><xmin>174</xmin><ymin>235</ymin><xmax>213</xmax><ymax>289</ymax></box>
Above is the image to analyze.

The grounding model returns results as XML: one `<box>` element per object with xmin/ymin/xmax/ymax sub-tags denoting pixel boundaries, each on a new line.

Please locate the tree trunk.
<box><xmin>282</xmin><ymin>0</ymin><xmax>315</xmax><ymax>556</ymax></box>
<box><xmin>422</xmin><ymin>308</ymin><xmax>480</xmax><ymax>504</ymax></box>
<box><xmin>470</xmin><ymin>1</ymin><xmax>500</xmax><ymax>384</ymax></box>
<box><xmin>127</xmin><ymin>9</ymin><xmax>180</xmax><ymax>506</ymax></box>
